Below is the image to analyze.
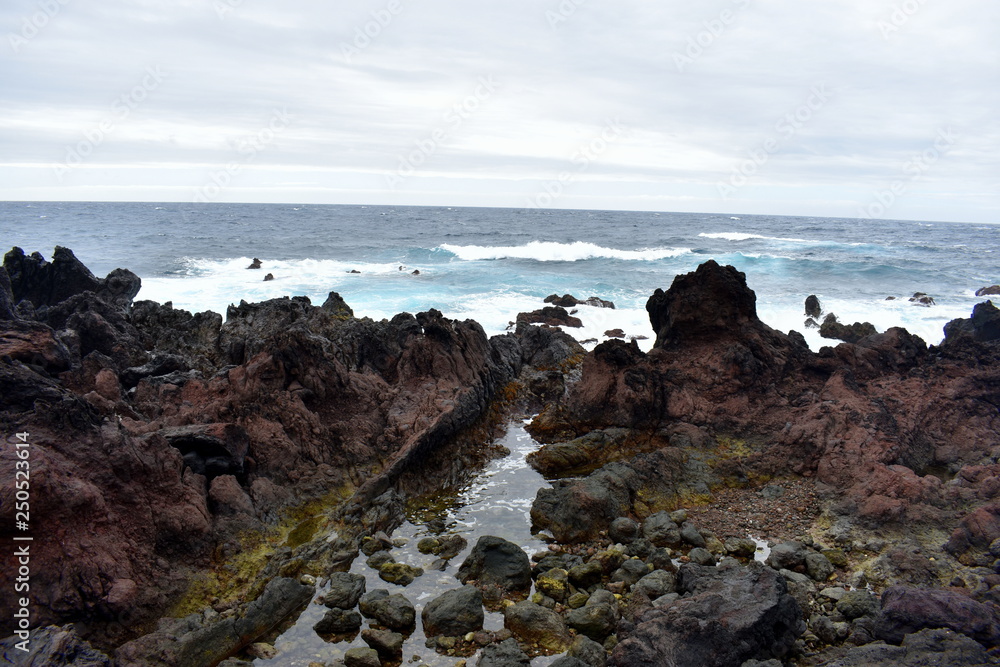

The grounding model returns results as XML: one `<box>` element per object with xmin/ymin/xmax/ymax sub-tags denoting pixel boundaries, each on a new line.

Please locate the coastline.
<box><xmin>2</xmin><ymin>246</ymin><xmax>999</xmax><ymax>666</ymax></box>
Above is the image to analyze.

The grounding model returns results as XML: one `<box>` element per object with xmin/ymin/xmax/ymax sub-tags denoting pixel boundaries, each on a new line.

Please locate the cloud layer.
<box><xmin>1</xmin><ymin>0</ymin><xmax>997</xmax><ymax>222</ymax></box>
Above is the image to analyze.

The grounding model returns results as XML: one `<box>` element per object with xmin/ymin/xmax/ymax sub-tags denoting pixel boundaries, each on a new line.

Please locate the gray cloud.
<box><xmin>1</xmin><ymin>0</ymin><xmax>997</xmax><ymax>222</ymax></box>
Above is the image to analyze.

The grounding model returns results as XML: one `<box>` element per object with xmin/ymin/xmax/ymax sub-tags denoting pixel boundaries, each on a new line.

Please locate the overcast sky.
<box><xmin>1</xmin><ymin>0</ymin><xmax>997</xmax><ymax>222</ymax></box>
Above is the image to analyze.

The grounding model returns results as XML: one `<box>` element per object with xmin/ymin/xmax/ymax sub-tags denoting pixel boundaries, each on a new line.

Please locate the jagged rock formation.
<box><xmin>0</xmin><ymin>246</ymin><xmax>574</xmax><ymax>659</ymax></box>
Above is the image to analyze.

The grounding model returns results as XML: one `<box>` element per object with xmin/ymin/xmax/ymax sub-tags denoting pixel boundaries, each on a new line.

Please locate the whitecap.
<box><xmin>438</xmin><ymin>241</ymin><xmax>691</xmax><ymax>262</ymax></box>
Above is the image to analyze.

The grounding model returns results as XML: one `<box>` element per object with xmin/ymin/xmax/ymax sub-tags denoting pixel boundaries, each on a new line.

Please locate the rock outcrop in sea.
<box><xmin>3</xmin><ymin>249</ymin><xmax>999</xmax><ymax>666</ymax></box>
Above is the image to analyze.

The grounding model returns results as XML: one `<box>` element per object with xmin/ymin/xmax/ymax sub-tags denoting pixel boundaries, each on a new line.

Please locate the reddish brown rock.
<box><xmin>530</xmin><ymin>260</ymin><xmax>1000</xmax><ymax>545</ymax></box>
<box><xmin>516</xmin><ymin>306</ymin><xmax>583</xmax><ymax>328</ymax></box>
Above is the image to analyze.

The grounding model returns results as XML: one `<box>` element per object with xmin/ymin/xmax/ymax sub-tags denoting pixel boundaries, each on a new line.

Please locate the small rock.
<box><xmin>344</xmin><ymin>647</ymin><xmax>380</xmax><ymax>667</ymax></box>
<box><xmin>247</xmin><ymin>258</ymin><xmax>262</xmax><ymax>269</ymax></box>
<box><xmin>263</xmin><ymin>273</ymin><xmax>274</xmax><ymax>281</ymax></box>
<box><xmin>379</xmin><ymin>562</ymin><xmax>423</xmax><ymax>586</ymax></box>
<box><xmin>246</xmin><ymin>642</ymin><xmax>277</xmax><ymax>659</ymax></box>
<box><xmin>837</xmin><ymin>590</ymin><xmax>880</xmax><ymax>620</ymax></box>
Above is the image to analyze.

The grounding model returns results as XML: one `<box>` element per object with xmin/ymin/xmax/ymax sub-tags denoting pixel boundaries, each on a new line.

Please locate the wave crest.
<box><xmin>438</xmin><ymin>241</ymin><xmax>691</xmax><ymax>262</ymax></box>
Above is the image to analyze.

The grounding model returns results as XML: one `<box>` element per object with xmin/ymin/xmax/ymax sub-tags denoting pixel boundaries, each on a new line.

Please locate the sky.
<box><xmin>1</xmin><ymin>0</ymin><xmax>998</xmax><ymax>223</ymax></box>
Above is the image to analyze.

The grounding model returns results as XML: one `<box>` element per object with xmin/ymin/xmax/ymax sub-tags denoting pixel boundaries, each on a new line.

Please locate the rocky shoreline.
<box><xmin>2</xmin><ymin>248</ymin><xmax>999</xmax><ymax>666</ymax></box>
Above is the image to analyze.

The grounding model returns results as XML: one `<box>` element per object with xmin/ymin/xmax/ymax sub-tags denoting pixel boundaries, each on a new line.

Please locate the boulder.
<box><xmin>609</xmin><ymin>517</ymin><xmax>640</xmax><ymax>544</ymax></box>
<box><xmin>360</xmin><ymin>627</ymin><xmax>403</xmax><ymax>661</ymax></box>
<box><xmin>504</xmin><ymin>600</ymin><xmax>573</xmax><ymax>652</ymax></box>
<box><xmin>976</xmin><ymin>285</ymin><xmax>1000</xmax><ymax>297</ymax></box>
<box><xmin>531</xmin><ymin>463</ymin><xmax>641</xmax><ymax>543</ymax></box>
<box><xmin>566</xmin><ymin>591</ymin><xmax>620</xmax><ymax>641</ymax></box>
<box><xmin>378</xmin><ymin>562</ymin><xmax>423</xmax><ymax>586</ymax></box>
<box><xmin>946</xmin><ymin>503</ymin><xmax>1000</xmax><ymax>566</ymax></box>
<box><xmin>944</xmin><ymin>301</ymin><xmax>1000</xmax><ymax>344</ymax></box>
<box><xmin>609</xmin><ymin>562</ymin><xmax>803</xmax><ymax>667</ymax></box>
<box><xmin>313</xmin><ymin>608</ymin><xmax>362</xmax><ymax>635</ymax></box>
<box><xmin>476</xmin><ymin>638</ymin><xmax>530</xmax><ymax>667</ymax></box>
<box><xmin>421</xmin><ymin>586</ymin><xmax>484</xmax><ymax>637</ymax></box>
<box><xmin>819</xmin><ymin>315</ymin><xmax>878</xmax><ymax>343</ymax></box>
<box><xmin>321</xmin><ymin>572</ymin><xmax>367</xmax><ymax>610</ymax></box>
<box><xmin>343</xmin><ymin>647</ymin><xmax>381</xmax><ymax>667</ymax></box>
<box><xmin>358</xmin><ymin>589</ymin><xmax>415</xmax><ymax>630</ymax></box>
<box><xmin>804</xmin><ymin>295</ymin><xmax>822</xmax><ymax>319</ymax></box>
<box><xmin>875</xmin><ymin>586</ymin><xmax>1000</xmax><ymax>646</ymax></box>
<box><xmin>457</xmin><ymin>536</ymin><xmax>532</xmax><ymax>594</ymax></box>
<box><xmin>823</xmin><ymin>628</ymin><xmax>997</xmax><ymax>666</ymax></box>
<box><xmin>642</xmin><ymin>512</ymin><xmax>681</xmax><ymax>548</ymax></box>
<box><xmin>567</xmin><ymin>635</ymin><xmax>608</xmax><ymax>667</ymax></box>
<box><xmin>516</xmin><ymin>306</ymin><xmax>583</xmax><ymax>328</ymax></box>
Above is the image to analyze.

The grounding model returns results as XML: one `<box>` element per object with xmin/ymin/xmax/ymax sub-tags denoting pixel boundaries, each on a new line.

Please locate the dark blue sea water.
<box><xmin>2</xmin><ymin>202</ymin><xmax>998</xmax><ymax>349</ymax></box>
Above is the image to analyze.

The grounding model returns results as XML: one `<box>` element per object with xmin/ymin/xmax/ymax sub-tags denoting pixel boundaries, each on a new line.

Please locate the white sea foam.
<box><xmin>699</xmin><ymin>231</ymin><xmax>825</xmax><ymax>244</ymax></box>
<box><xmin>438</xmin><ymin>241</ymin><xmax>691</xmax><ymax>262</ymax></box>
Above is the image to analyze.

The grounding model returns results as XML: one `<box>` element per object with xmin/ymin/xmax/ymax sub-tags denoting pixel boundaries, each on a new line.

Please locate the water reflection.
<box><xmin>256</xmin><ymin>420</ymin><xmax>559</xmax><ymax>666</ymax></box>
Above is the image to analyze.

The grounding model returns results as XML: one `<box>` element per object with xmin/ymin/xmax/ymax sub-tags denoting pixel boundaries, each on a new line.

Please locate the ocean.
<box><xmin>2</xmin><ymin>202</ymin><xmax>998</xmax><ymax>351</ymax></box>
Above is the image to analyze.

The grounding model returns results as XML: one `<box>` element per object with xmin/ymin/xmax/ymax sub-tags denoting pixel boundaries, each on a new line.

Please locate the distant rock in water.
<box><xmin>263</xmin><ymin>273</ymin><xmax>274</xmax><ymax>281</ymax></box>
<box><xmin>909</xmin><ymin>292</ymin><xmax>935</xmax><ymax>306</ymax></box>
<box><xmin>976</xmin><ymin>285</ymin><xmax>1000</xmax><ymax>297</ymax></box>
<box><xmin>247</xmin><ymin>258</ymin><xmax>262</xmax><ymax>269</ymax></box>
<box><xmin>516</xmin><ymin>306</ymin><xmax>583</xmax><ymax>328</ymax></box>
<box><xmin>819</xmin><ymin>313</ymin><xmax>878</xmax><ymax>343</ymax></box>
<box><xmin>604</xmin><ymin>329</ymin><xmax>625</xmax><ymax>338</ymax></box>
<box><xmin>411</xmin><ymin>269</ymin><xmax>420</xmax><ymax>275</ymax></box>
<box><xmin>804</xmin><ymin>294</ymin><xmax>822</xmax><ymax>318</ymax></box>
<box><xmin>544</xmin><ymin>293</ymin><xmax>615</xmax><ymax>309</ymax></box>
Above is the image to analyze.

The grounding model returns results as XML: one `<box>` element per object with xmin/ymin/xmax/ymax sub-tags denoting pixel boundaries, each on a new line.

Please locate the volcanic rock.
<box><xmin>504</xmin><ymin>600</ymin><xmax>573</xmax><ymax>652</ymax></box>
<box><xmin>477</xmin><ymin>638</ymin><xmax>530</xmax><ymax>667</ymax></box>
<box><xmin>321</xmin><ymin>573</ymin><xmax>367</xmax><ymax>610</ymax></box>
<box><xmin>805</xmin><ymin>294</ymin><xmax>822</xmax><ymax>318</ymax></box>
<box><xmin>610</xmin><ymin>562</ymin><xmax>803</xmax><ymax>667</ymax></box>
<box><xmin>421</xmin><ymin>586</ymin><xmax>484</xmax><ymax>637</ymax></box>
<box><xmin>517</xmin><ymin>306</ymin><xmax>583</xmax><ymax>328</ymax></box>
<box><xmin>875</xmin><ymin>586</ymin><xmax>1000</xmax><ymax>646</ymax></box>
<box><xmin>819</xmin><ymin>314</ymin><xmax>879</xmax><ymax>343</ymax></box>
<box><xmin>823</xmin><ymin>628</ymin><xmax>998</xmax><ymax>667</ymax></box>
<box><xmin>977</xmin><ymin>285</ymin><xmax>1000</xmax><ymax>297</ymax></box>
<box><xmin>457</xmin><ymin>536</ymin><xmax>532</xmax><ymax>594</ymax></box>
<box><xmin>0</xmin><ymin>625</ymin><xmax>111</xmax><ymax>666</ymax></box>
<box><xmin>4</xmin><ymin>246</ymin><xmax>141</xmax><ymax>313</ymax></box>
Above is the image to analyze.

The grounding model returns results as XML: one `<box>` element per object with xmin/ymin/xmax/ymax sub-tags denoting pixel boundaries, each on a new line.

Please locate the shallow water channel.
<box><xmin>255</xmin><ymin>419</ymin><xmax>561</xmax><ymax>666</ymax></box>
